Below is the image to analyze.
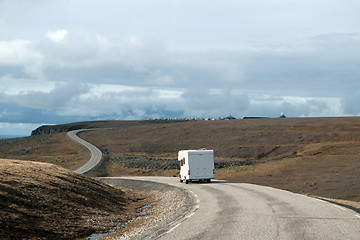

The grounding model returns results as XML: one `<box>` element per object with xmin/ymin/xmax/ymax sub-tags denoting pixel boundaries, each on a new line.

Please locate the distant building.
<box><xmin>225</xmin><ymin>115</ymin><xmax>236</xmax><ymax>120</ymax></box>
<box><xmin>243</xmin><ymin>117</ymin><xmax>268</xmax><ymax>119</ymax></box>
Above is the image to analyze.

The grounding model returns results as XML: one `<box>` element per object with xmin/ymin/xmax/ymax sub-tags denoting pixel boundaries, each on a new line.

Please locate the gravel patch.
<box><xmin>110</xmin><ymin>155</ymin><xmax>253</xmax><ymax>170</ymax></box>
<box><xmin>97</xmin><ymin>178</ymin><xmax>198</xmax><ymax>240</ymax></box>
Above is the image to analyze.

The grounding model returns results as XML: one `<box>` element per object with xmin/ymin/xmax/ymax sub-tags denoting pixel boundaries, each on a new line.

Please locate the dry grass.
<box><xmin>106</xmin><ymin>162</ymin><xmax>178</xmax><ymax>178</ymax></box>
<box><xmin>0</xmin><ymin>133</ymin><xmax>89</xmax><ymax>170</ymax></box>
<box><xmin>0</xmin><ymin>159</ymin><xmax>149</xmax><ymax>240</ymax></box>
<box><xmin>1</xmin><ymin>117</ymin><xmax>360</xmax><ymax>207</ymax></box>
<box><xmin>78</xmin><ymin>117</ymin><xmax>360</xmax><ymax>204</ymax></box>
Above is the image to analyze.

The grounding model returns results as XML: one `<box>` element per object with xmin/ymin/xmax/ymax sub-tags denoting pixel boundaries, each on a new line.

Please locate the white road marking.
<box><xmin>160</xmin><ymin>203</ymin><xmax>198</xmax><ymax>236</ymax></box>
<box><xmin>333</xmin><ymin>204</ymin><xmax>347</xmax><ymax>211</ymax></box>
<box><xmin>158</xmin><ymin>189</ymin><xmax>199</xmax><ymax>237</ymax></box>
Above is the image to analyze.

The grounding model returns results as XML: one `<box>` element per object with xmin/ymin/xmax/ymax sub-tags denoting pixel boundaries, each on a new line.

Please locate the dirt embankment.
<box><xmin>0</xmin><ymin>159</ymin><xmax>149</xmax><ymax>240</ymax></box>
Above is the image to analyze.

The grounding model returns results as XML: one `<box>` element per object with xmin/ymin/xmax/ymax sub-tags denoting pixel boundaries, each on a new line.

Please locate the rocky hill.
<box><xmin>30</xmin><ymin>120</ymin><xmax>150</xmax><ymax>136</ymax></box>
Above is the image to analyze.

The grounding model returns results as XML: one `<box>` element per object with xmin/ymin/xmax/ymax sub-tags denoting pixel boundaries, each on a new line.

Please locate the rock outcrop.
<box><xmin>31</xmin><ymin>124</ymin><xmax>88</xmax><ymax>136</ymax></box>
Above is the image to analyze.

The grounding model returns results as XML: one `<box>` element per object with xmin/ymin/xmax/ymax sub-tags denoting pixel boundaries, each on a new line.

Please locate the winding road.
<box><xmin>112</xmin><ymin>177</ymin><xmax>360</xmax><ymax>240</ymax></box>
<box><xmin>68</xmin><ymin>130</ymin><xmax>102</xmax><ymax>174</ymax></box>
<box><xmin>69</xmin><ymin>130</ymin><xmax>360</xmax><ymax>239</ymax></box>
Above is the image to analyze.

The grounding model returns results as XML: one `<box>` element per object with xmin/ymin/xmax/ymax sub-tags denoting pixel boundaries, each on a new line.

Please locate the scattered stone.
<box><xmin>110</xmin><ymin>154</ymin><xmax>253</xmax><ymax>170</ymax></box>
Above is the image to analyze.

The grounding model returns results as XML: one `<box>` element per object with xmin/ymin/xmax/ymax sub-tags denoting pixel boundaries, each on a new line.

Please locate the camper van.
<box><xmin>178</xmin><ymin>149</ymin><xmax>214</xmax><ymax>184</ymax></box>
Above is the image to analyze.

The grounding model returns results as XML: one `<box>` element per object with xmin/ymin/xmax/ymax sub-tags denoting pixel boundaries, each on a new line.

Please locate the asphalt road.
<box><xmin>113</xmin><ymin>177</ymin><xmax>360</xmax><ymax>240</ymax></box>
<box><xmin>69</xmin><ymin>131</ymin><xmax>360</xmax><ymax>239</ymax></box>
<box><xmin>67</xmin><ymin>130</ymin><xmax>102</xmax><ymax>174</ymax></box>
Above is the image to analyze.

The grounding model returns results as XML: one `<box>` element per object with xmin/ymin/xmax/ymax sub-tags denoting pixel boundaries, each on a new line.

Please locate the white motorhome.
<box><xmin>178</xmin><ymin>149</ymin><xmax>214</xmax><ymax>184</ymax></box>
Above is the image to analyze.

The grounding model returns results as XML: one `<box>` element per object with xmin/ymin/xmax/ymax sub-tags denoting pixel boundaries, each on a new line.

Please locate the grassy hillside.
<box><xmin>0</xmin><ymin>159</ymin><xmax>146</xmax><ymax>240</ymax></box>
<box><xmin>0</xmin><ymin>132</ymin><xmax>90</xmax><ymax>171</ymax></box>
<box><xmin>1</xmin><ymin>117</ymin><xmax>359</xmax><ymax>204</ymax></box>
<box><xmin>79</xmin><ymin>117</ymin><xmax>360</xmax><ymax>203</ymax></box>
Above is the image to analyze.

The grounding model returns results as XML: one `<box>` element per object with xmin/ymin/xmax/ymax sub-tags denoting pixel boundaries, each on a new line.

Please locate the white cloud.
<box><xmin>0</xmin><ymin>0</ymin><xmax>359</xmax><ymax>128</ymax></box>
<box><xmin>0</xmin><ymin>76</ymin><xmax>55</xmax><ymax>95</ymax></box>
<box><xmin>342</xmin><ymin>89</ymin><xmax>360</xmax><ymax>116</ymax></box>
<box><xmin>0</xmin><ymin>18</ymin><xmax>10</xmax><ymax>38</ymax></box>
<box><xmin>15</xmin><ymin>82</ymin><xmax>90</xmax><ymax>110</ymax></box>
<box><xmin>45</xmin><ymin>29</ymin><xmax>68</xmax><ymax>43</ymax></box>
<box><xmin>128</xmin><ymin>35</ymin><xmax>144</xmax><ymax>47</ymax></box>
<box><xmin>247</xmin><ymin>95</ymin><xmax>343</xmax><ymax>117</ymax></box>
<box><xmin>96</xmin><ymin>35</ymin><xmax>112</xmax><ymax>51</ymax></box>
<box><xmin>0</xmin><ymin>39</ymin><xmax>41</xmax><ymax>64</ymax></box>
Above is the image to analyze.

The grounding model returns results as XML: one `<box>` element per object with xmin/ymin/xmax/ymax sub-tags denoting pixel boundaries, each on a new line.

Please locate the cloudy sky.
<box><xmin>1</xmin><ymin>0</ymin><xmax>360</xmax><ymax>135</ymax></box>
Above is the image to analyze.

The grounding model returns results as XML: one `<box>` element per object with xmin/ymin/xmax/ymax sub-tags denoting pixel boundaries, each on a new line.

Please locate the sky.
<box><xmin>1</xmin><ymin>0</ymin><xmax>360</xmax><ymax>135</ymax></box>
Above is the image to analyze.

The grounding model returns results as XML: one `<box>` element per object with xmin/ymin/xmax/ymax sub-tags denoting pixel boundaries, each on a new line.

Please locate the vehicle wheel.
<box><xmin>185</xmin><ymin>180</ymin><xmax>189</xmax><ymax>184</ymax></box>
<box><xmin>207</xmin><ymin>179</ymin><xmax>211</xmax><ymax>183</ymax></box>
<box><xmin>180</xmin><ymin>179</ymin><xmax>183</xmax><ymax>183</ymax></box>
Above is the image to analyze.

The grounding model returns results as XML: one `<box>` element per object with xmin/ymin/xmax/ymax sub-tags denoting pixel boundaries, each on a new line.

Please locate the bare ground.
<box><xmin>1</xmin><ymin>117</ymin><xmax>360</xmax><ymax>222</ymax></box>
<box><xmin>76</xmin><ymin>118</ymin><xmax>360</xmax><ymax>209</ymax></box>
<box><xmin>0</xmin><ymin>159</ymin><xmax>152</xmax><ymax>240</ymax></box>
<box><xmin>0</xmin><ymin>133</ymin><xmax>90</xmax><ymax>171</ymax></box>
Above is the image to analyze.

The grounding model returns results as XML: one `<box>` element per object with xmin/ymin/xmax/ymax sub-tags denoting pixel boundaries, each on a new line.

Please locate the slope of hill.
<box><xmin>0</xmin><ymin>159</ymin><xmax>145</xmax><ymax>240</ymax></box>
<box><xmin>0</xmin><ymin>132</ymin><xmax>90</xmax><ymax>171</ymax></box>
<box><xmin>30</xmin><ymin>120</ymin><xmax>148</xmax><ymax>135</ymax></box>
<box><xmin>1</xmin><ymin>117</ymin><xmax>359</xmax><ymax>206</ymax></box>
<box><xmin>77</xmin><ymin>117</ymin><xmax>360</xmax><ymax>204</ymax></box>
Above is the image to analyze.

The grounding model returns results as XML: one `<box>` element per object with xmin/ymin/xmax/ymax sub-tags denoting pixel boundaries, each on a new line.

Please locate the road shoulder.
<box><xmin>97</xmin><ymin>178</ymin><xmax>198</xmax><ymax>239</ymax></box>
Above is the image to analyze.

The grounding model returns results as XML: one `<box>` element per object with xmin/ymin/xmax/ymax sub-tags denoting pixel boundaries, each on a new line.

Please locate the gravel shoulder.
<box><xmin>97</xmin><ymin>178</ymin><xmax>198</xmax><ymax>240</ymax></box>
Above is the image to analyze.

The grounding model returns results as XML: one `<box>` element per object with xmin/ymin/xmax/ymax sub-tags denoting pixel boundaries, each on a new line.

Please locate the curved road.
<box><xmin>68</xmin><ymin>130</ymin><xmax>102</xmax><ymax>174</ymax></box>
<box><xmin>69</xmin><ymin>132</ymin><xmax>360</xmax><ymax>239</ymax></box>
<box><xmin>112</xmin><ymin>177</ymin><xmax>360</xmax><ymax>240</ymax></box>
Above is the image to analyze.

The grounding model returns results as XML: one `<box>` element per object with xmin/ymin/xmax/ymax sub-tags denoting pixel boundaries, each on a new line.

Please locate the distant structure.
<box><xmin>225</xmin><ymin>115</ymin><xmax>236</xmax><ymax>120</ymax></box>
<box><xmin>243</xmin><ymin>113</ymin><xmax>286</xmax><ymax>120</ymax></box>
<box><xmin>279</xmin><ymin>112</ymin><xmax>286</xmax><ymax>118</ymax></box>
<box><xmin>243</xmin><ymin>117</ymin><xmax>268</xmax><ymax>119</ymax></box>
<box><xmin>149</xmin><ymin>115</ymin><xmax>237</xmax><ymax>121</ymax></box>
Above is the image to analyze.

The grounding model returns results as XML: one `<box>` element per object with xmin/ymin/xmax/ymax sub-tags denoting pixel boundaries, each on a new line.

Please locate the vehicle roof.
<box><xmin>179</xmin><ymin>149</ymin><xmax>213</xmax><ymax>154</ymax></box>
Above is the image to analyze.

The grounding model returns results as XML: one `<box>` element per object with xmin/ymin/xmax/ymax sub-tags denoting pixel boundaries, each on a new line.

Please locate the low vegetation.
<box><xmin>0</xmin><ymin>159</ymin><xmax>148</xmax><ymax>240</ymax></box>
<box><xmin>0</xmin><ymin>133</ymin><xmax>89</xmax><ymax>171</ymax></box>
<box><xmin>74</xmin><ymin>118</ymin><xmax>360</xmax><ymax>203</ymax></box>
<box><xmin>1</xmin><ymin>117</ymin><xmax>359</xmax><ymax>213</ymax></box>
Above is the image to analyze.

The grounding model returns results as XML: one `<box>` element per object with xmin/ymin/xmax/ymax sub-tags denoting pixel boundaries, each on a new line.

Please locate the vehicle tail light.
<box><xmin>188</xmin><ymin>170</ymin><xmax>190</xmax><ymax>175</ymax></box>
<box><xmin>213</xmin><ymin>169</ymin><xmax>215</xmax><ymax>174</ymax></box>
